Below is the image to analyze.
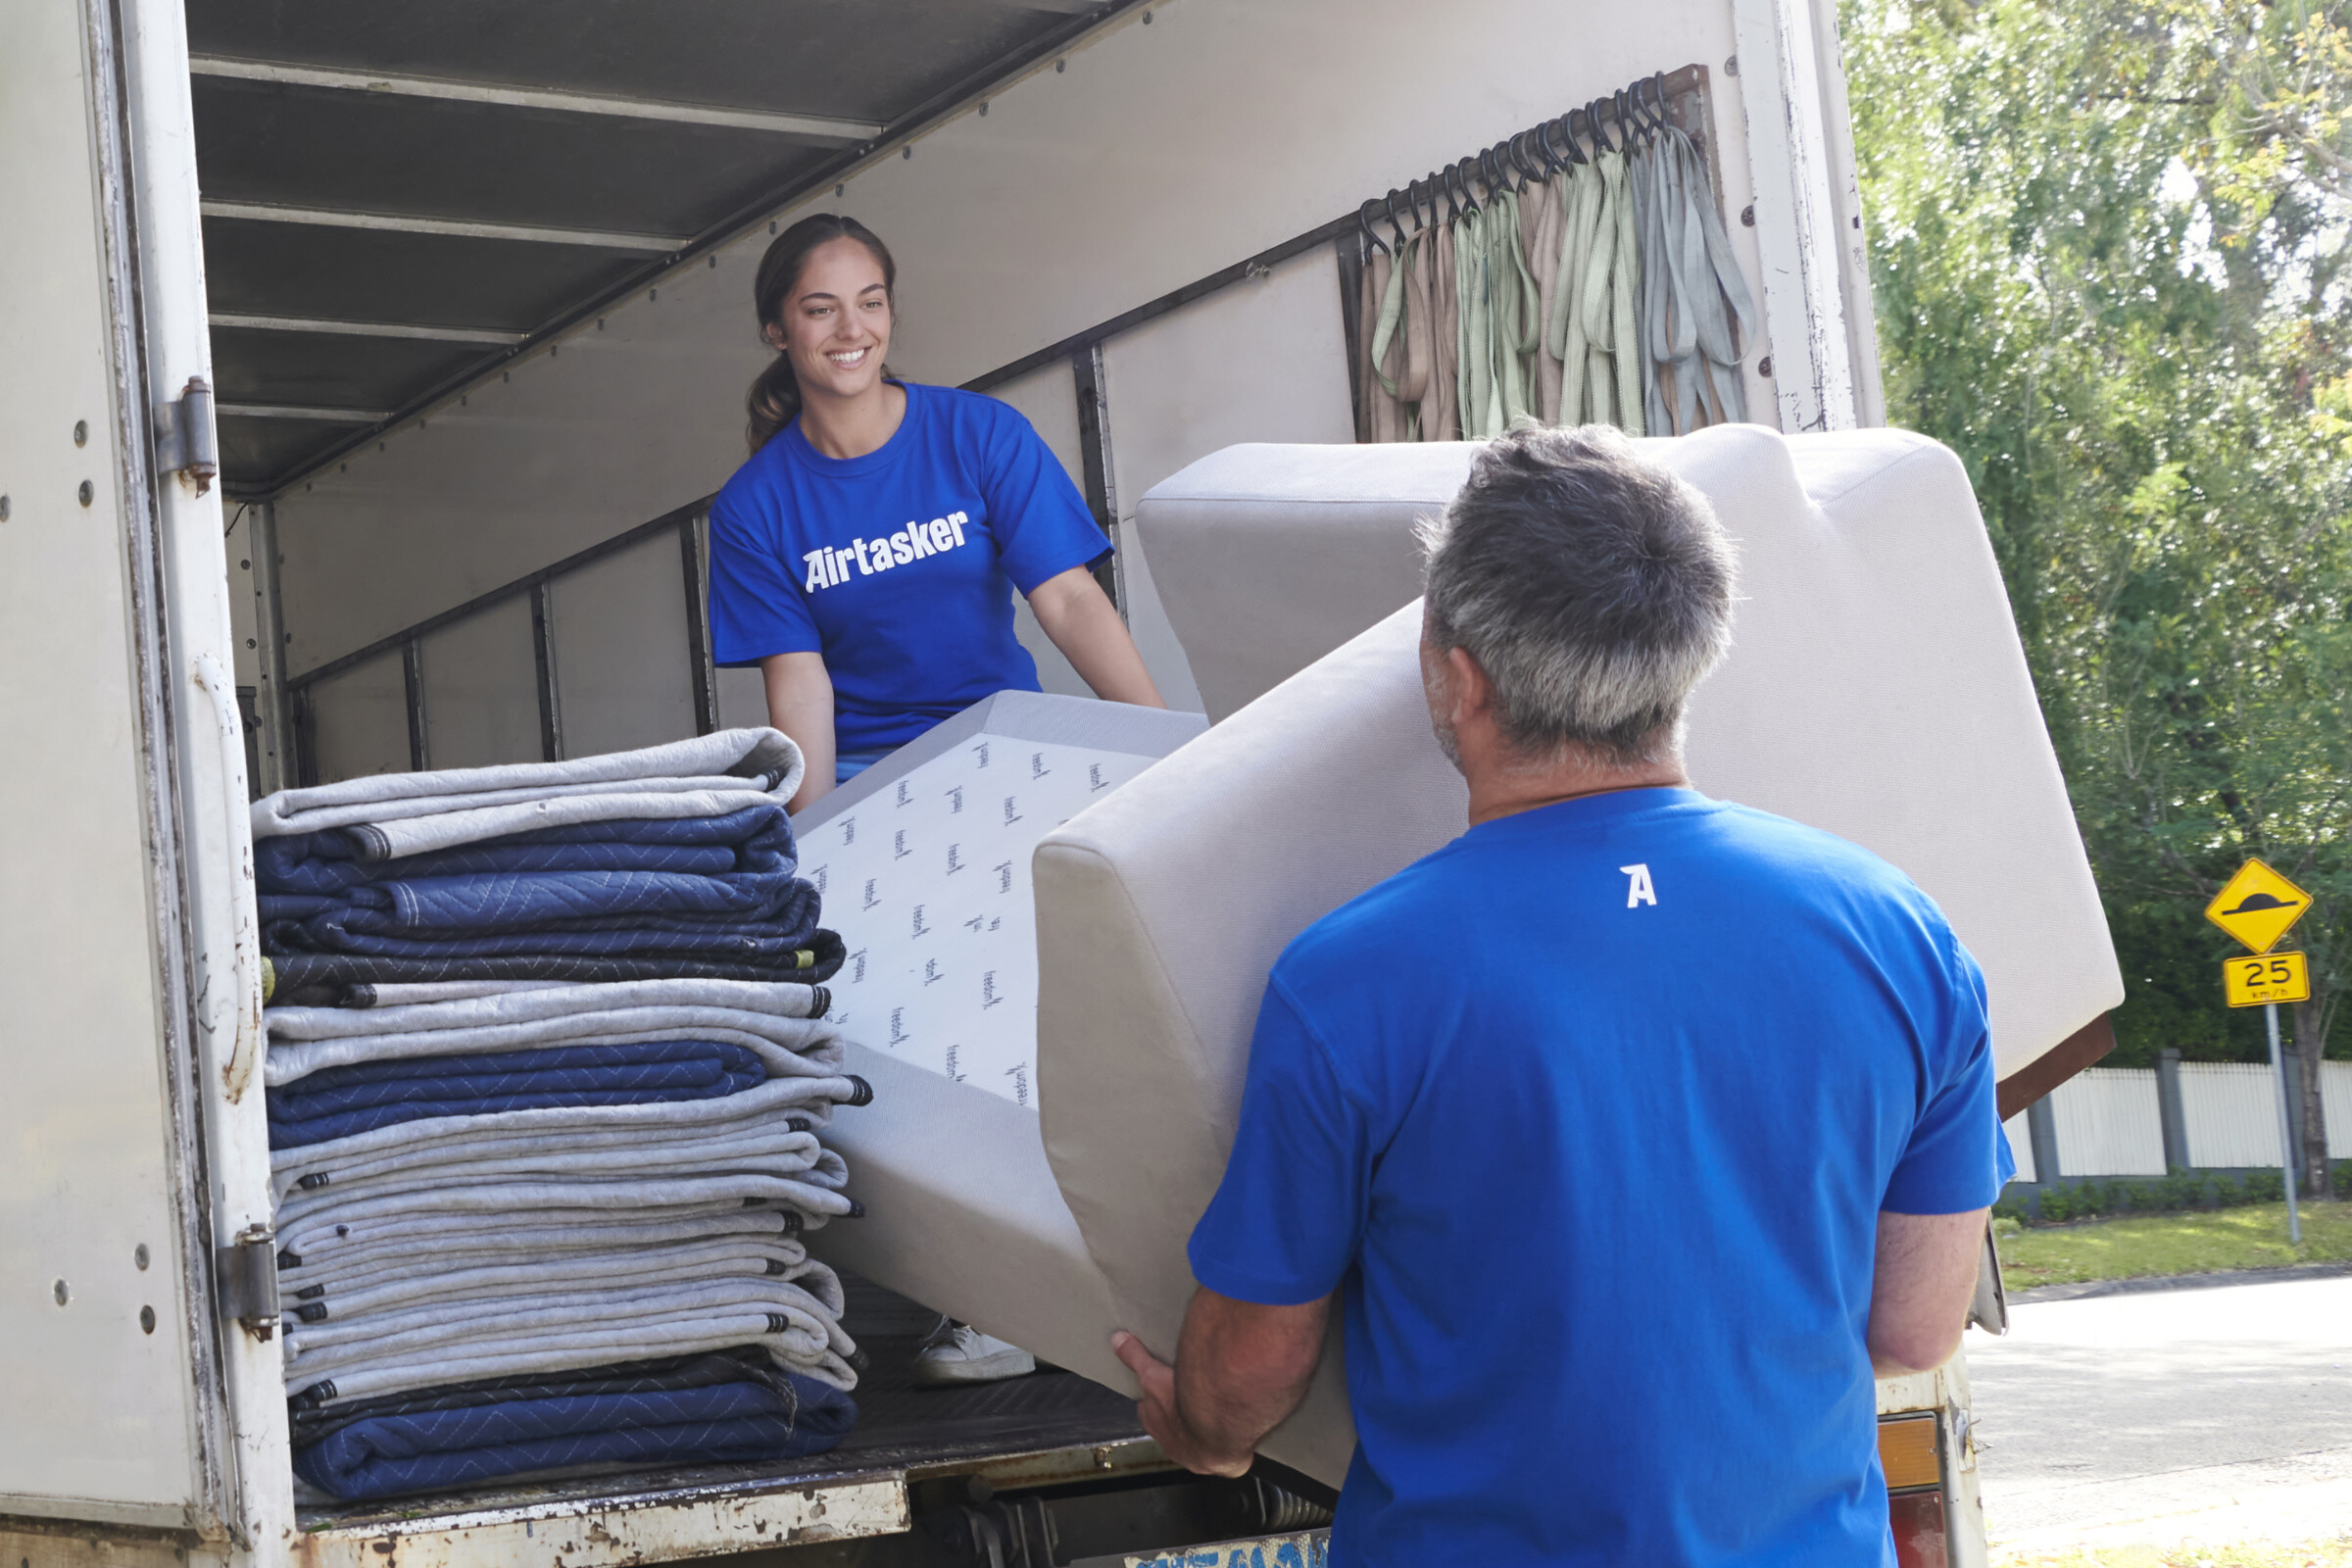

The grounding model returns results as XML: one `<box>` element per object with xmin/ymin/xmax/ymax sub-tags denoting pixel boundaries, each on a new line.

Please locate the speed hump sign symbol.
<box><xmin>2204</xmin><ymin>858</ymin><xmax>2311</xmax><ymax>954</ymax></box>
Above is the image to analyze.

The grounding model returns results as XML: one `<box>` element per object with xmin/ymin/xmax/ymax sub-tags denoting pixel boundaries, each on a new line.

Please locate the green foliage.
<box><xmin>1844</xmin><ymin>0</ymin><xmax>2352</xmax><ymax>1078</ymax></box>
<box><xmin>2016</xmin><ymin>1164</ymin><xmax>2295</xmax><ymax>1220</ymax></box>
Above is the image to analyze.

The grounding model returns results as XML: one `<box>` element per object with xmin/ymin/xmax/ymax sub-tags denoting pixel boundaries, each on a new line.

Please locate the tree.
<box><xmin>1843</xmin><ymin>0</ymin><xmax>2352</xmax><ymax>1193</ymax></box>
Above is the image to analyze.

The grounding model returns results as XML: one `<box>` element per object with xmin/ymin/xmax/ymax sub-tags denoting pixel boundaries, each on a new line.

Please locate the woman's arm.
<box><xmin>1026</xmin><ymin>566</ymin><xmax>1166</xmax><ymax>709</ymax></box>
<box><xmin>761</xmin><ymin>651</ymin><xmax>837</xmax><ymax>813</ymax></box>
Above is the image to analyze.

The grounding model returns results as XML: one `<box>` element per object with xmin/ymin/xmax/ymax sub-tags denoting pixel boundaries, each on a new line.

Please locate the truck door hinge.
<box><xmin>154</xmin><ymin>375</ymin><xmax>220</xmax><ymax>497</ymax></box>
<box><xmin>216</xmin><ymin>1222</ymin><xmax>280</xmax><ymax>1342</ymax></box>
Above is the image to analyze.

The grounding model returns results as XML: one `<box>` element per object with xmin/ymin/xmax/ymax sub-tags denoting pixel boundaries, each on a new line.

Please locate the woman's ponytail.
<box><xmin>746</xmin><ymin>214</ymin><xmax>899</xmax><ymax>454</ymax></box>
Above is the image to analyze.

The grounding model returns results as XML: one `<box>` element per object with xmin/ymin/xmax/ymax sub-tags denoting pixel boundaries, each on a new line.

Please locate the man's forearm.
<box><xmin>1171</xmin><ymin>1327</ymin><xmax>1318</xmax><ymax>1470</ymax></box>
<box><xmin>1113</xmin><ymin>1289</ymin><xmax>1331</xmax><ymax>1477</ymax></box>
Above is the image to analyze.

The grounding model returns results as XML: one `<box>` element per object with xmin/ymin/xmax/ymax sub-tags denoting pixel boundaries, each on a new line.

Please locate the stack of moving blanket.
<box><xmin>253</xmin><ymin>732</ymin><xmax>869</xmax><ymax>1503</ymax></box>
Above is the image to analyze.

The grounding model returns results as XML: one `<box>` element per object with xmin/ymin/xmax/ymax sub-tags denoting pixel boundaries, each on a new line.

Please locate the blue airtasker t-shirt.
<box><xmin>707</xmin><ymin>381</ymin><xmax>1109</xmax><ymax>754</ymax></box>
<box><xmin>1188</xmin><ymin>788</ymin><xmax>2002</xmax><ymax>1568</ymax></box>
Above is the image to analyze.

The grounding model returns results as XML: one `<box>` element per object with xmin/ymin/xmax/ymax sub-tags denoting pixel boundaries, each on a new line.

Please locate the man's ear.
<box><xmin>1446</xmin><ymin>645</ymin><xmax>1493</xmax><ymax>721</ymax></box>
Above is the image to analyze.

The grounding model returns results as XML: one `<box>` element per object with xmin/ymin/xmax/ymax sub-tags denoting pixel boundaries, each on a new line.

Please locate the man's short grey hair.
<box><xmin>1418</xmin><ymin>424</ymin><xmax>1736</xmax><ymax>766</ymax></box>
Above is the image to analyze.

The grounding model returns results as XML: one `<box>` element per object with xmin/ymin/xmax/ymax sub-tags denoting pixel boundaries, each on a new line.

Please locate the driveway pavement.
<box><xmin>1967</xmin><ymin>1271</ymin><xmax>2352</xmax><ymax>1553</ymax></box>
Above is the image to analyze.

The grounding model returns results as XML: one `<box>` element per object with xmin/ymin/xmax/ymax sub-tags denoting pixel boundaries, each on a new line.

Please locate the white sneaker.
<box><xmin>911</xmin><ymin>1317</ymin><xmax>1036</xmax><ymax>1386</ymax></box>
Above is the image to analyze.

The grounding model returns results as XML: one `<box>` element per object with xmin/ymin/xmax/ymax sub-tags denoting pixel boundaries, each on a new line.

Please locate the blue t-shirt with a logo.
<box><xmin>1188</xmin><ymin>787</ymin><xmax>2003</xmax><ymax>1568</ymax></box>
<box><xmin>708</xmin><ymin>381</ymin><xmax>1109</xmax><ymax>754</ymax></box>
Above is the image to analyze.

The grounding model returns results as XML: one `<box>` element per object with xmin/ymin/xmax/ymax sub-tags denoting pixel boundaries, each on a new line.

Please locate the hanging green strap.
<box><xmin>1608</xmin><ymin>145</ymin><xmax>1644</xmax><ymax>437</ymax></box>
<box><xmin>1633</xmin><ymin>127</ymin><xmax>1758</xmax><ymax>432</ymax></box>
<box><xmin>1455</xmin><ymin>204</ymin><xmax>1503</xmax><ymax>439</ymax></box>
<box><xmin>1552</xmin><ymin>160</ymin><xmax>1604</xmax><ymax>425</ymax></box>
<box><xmin>1576</xmin><ymin>149</ymin><xmax>1629</xmax><ymax>429</ymax></box>
<box><xmin>1485</xmin><ymin>186</ymin><xmax>1543</xmax><ymax>428</ymax></box>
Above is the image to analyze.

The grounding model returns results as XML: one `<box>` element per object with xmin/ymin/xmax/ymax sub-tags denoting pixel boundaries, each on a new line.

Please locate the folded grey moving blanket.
<box><xmin>265</xmin><ymin>983</ymin><xmax>841</xmax><ymax>1087</ymax></box>
<box><xmin>270</xmin><ymin>1086</ymin><xmax>859</xmax><ymax>1207</ymax></box>
<box><xmin>281</xmin><ymin>1234</ymin><xmax>819</xmax><ymax>1320</ymax></box>
<box><xmin>288</xmin><ymin>1267</ymin><xmax>847</xmax><ymax>1367</ymax></box>
<box><xmin>283</xmin><ymin>1275</ymin><xmax>859</xmax><ymax>1403</ymax></box>
<box><xmin>267</xmin><ymin>977</ymin><xmax>832</xmax><ymax>1040</ymax></box>
<box><xmin>252</xmin><ymin>729</ymin><xmax>803</xmax><ymax>855</ymax></box>
<box><xmin>275</xmin><ymin>1204</ymin><xmax>802</xmax><ymax>1280</ymax></box>
<box><xmin>275</xmin><ymin>1148</ymin><xmax>854</xmax><ymax>1225</ymax></box>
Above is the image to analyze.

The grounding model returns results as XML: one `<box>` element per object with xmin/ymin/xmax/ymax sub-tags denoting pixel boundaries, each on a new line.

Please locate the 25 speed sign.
<box><xmin>2224</xmin><ymin>951</ymin><xmax>2311</xmax><ymax>1008</ymax></box>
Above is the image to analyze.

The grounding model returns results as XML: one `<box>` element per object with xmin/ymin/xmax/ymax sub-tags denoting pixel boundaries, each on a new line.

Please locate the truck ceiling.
<box><xmin>187</xmin><ymin>0</ymin><xmax>1141</xmax><ymax>498</ymax></box>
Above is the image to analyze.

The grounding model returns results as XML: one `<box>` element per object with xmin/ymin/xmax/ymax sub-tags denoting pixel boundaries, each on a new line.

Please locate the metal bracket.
<box><xmin>215</xmin><ymin>1222</ymin><xmax>280</xmax><ymax>1342</ymax></box>
<box><xmin>154</xmin><ymin>375</ymin><xmax>220</xmax><ymax>496</ymax></box>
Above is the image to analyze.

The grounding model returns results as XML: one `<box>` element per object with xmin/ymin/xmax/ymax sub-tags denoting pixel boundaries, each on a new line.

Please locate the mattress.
<box><xmin>790</xmin><ymin>691</ymin><xmax>1206</xmax><ymax>1396</ymax></box>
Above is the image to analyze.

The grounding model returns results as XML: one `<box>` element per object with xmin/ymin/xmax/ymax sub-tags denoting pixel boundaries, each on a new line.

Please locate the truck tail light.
<box><xmin>1881</xmin><ymin>1412</ymin><xmax>1947</xmax><ymax>1568</ymax></box>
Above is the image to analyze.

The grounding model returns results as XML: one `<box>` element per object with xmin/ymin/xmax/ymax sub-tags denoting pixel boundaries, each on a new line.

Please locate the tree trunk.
<box><xmin>2291</xmin><ymin>994</ymin><xmax>2330</xmax><ymax>1200</ymax></box>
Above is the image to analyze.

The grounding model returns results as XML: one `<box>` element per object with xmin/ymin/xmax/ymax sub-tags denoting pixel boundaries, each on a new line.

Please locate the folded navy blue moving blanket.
<box><xmin>288</xmin><ymin>1346</ymin><xmax>791</xmax><ymax>1441</ymax></box>
<box><xmin>266</xmin><ymin>934</ymin><xmax>847</xmax><ymax>1004</ymax></box>
<box><xmin>258</xmin><ymin>804</ymin><xmax>820</xmax><ymax>959</ymax></box>
<box><xmin>267</xmin><ymin>1040</ymin><xmax>768</xmax><ymax>1151</ymax></box>
<box><xmin>260</xmin><ymin>894</ymin><xmax>822</xmax><ymax>961</ymax></box>
<box><xmin>291</xmin><ymin>1361</ymin><xmax>855</xmax><ymax>1501</ymax></box>
<box><xmin>256</xmin><ymin>805</ymin><xmax>796</xmax><ymax>892</ymax></box>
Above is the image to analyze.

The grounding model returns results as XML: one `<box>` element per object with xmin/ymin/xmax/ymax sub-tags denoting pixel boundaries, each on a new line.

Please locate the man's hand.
<box><xmin>1111</xmin><ymin>1329</ymin><xmax>1252</xmax><ymax>1477</ymax></box>
<box><xmin>1110</xmin><ymin>1287</ymin><xmax>1332</xmax><ymax>1479</ymax></box>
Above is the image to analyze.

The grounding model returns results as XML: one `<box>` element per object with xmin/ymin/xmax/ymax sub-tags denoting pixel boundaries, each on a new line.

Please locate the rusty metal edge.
<box><xmin>1996</xmin><ymin>1012</ymin><xmax>2117</xmax><ymax>1121</ymax></box>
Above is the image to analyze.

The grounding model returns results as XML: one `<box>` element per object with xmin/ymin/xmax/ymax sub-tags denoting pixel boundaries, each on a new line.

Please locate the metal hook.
<box><xmin>1479</xmin><ymin>145</ymin><xmax>1507</xmax><ymax>199</ymax></box>
<box><xmin>1649</xmin><ymin>73</ymin><xmax>1674</xmax><ymax>137</ymax></box>
<box><xmin>1517</xmin><ymin>127</ymin><xmax>1551</xmax><ymax>181</ymax></box>
<box><xmin>1545</xmin><ymin>115</ymin><xmax>1586</xmax><ymax>169</ymax></box>
<box><xmin>1500</xmin><ymin>135</ymin><xmax>1533</xmax><ymax>191</ymax></box>
<box><xmin>1582</xmin><ymin>101</ymin><xmax>1614</xmax><ymax>156</ymax></box>
<box><xmin>1357</xmin><ymin>197</ymin><xmax>1391</xmax><ymax>257</ymax></box>
<box><xmin>1448</xmin><ymin>160</ymin><xmax>1480</xmax><ymax>217</ymax></box>
<box><xmin>1523</xmin><ymin>125</ymin><xmax>1554</xmax><ymax>179</ymax></box>
<box><xmin>1382</xmin><ymin>187</ymin><xmax>1411</xmax><ymax>250</ymax></box>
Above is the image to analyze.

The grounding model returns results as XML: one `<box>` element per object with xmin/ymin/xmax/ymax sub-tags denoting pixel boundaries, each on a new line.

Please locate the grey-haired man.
<box><xmin>1112</xmin><ymin>425</ymin><xmax>2000</xmax><ymax>1567</ymax></box>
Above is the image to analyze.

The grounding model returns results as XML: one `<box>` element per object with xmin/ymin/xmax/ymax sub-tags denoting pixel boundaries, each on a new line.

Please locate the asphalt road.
<box><xmin>1967</xmin><ymin>1270</ymin><xmax>2352</xmax><ymax>1552</ymax></box>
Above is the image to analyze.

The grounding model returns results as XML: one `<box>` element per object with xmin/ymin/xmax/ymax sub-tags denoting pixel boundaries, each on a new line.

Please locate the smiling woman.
<box><xmin>707</xmin><ymin>215</ymin><xmax>1166</xmax><ymax>820</ymax></box>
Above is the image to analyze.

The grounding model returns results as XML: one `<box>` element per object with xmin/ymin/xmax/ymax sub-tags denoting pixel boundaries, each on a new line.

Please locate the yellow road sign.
<box><xmin>2224</xmin><ymin>950</ymin><xmax>2311</xmax><ymax>1007</ymax></box>
<box><xmin>2204</xmin><ymin>858</ymin><xmax>2312</xmax><ymax>954</ymax></box>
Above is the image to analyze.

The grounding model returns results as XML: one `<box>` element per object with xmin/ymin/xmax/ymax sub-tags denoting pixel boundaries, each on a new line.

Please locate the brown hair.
<box><xmin>745</xmin><ymin>214</ymin><xmax>899</xmax><ymax>453</ymax></box>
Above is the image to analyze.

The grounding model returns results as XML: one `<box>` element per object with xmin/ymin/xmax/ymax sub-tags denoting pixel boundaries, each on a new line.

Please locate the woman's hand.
<box><xmin>761</xmin><ymin>652</ymin><xmax>837</xmax><ymax>812</ymax></box>
<box><xmin>1027</xmin><ymin>565</ymin><xmax>1167</xmax><ymax>709</ymax></box>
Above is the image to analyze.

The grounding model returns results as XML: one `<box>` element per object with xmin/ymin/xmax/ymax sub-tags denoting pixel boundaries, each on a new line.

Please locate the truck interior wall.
<box><xmin>262</xmin><ymin>0</ymin><xmax>1771</xmax><ymax>766</ymax></box>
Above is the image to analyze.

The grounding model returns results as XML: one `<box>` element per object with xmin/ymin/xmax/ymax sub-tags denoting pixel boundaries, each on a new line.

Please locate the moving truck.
<box><xmin>1</xmin><ymin>0</ymin><xmax>2112</xmax><ymax>1563</ymax></box>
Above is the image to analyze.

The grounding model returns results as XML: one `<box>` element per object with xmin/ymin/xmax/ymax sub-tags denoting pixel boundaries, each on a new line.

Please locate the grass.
<box><xmin>1993</xmin><ymin>1541</ymin><xmax>2352</xmax><ymax>1566</ymax></box>
<box><xmin>1995</xmin><ymin>1200</ymin><xmax>2352</xmax><ymax>1291</ymax></box>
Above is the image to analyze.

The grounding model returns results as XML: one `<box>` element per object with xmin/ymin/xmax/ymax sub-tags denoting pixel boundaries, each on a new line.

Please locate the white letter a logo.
<box><xmin>1620</xmin><ymin>863</ymin><xmax>1656</xmax><ymax>908</ymax></box>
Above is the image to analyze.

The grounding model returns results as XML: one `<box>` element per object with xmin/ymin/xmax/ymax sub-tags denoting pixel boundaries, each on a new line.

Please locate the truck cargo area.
<box><xmin>0</xmin><ymin>0</ymin><xmax>1989</xmax><ymax>1562</ymax></box>
<box><xmin>286</xmin><ymin>1277</ymin><xmax>1333</xmax><ymax>1567</ymax></box>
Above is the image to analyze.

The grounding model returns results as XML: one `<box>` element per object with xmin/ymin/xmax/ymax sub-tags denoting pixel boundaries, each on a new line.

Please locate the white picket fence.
<box><xmin>2181</xmin><ymin>1063</ymin><xmax>2289</xmax><ymax>1168</ymax></box>
<box><xmin>2049</xmin><ymin>1069</ymin><xmax>2168</xmax><ymax>1176</ymax></box>
<box><xmin>2016</xmin><ymin>1060</ymin><xmax>2352</xmax><ymax>1180</ymax></box>
<box><xmin>2004</xmin><ymin>1113</ymin><xmax>2036</xmax><ymax>1183</ymax></box>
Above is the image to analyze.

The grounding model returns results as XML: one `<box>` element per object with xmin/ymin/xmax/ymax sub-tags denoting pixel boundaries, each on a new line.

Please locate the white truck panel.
<box><xmin>0</xmin><ymin>0</ymin><xmax>260</xmax><ymax>1535</ymax></box>
<box><xmin>1100</xmin><ymin>244</ymin><xmax>1360</xmax><ymax>715</ymax></box>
